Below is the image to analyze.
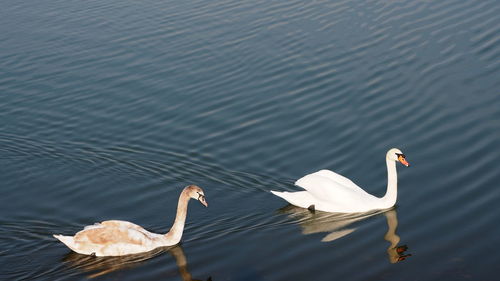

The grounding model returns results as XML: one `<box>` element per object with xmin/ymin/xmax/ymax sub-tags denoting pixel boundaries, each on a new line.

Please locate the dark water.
<box><xmin>1</xmin><ymin>0</ymin><xmax>499</xmax><ymax>280</ymax></box>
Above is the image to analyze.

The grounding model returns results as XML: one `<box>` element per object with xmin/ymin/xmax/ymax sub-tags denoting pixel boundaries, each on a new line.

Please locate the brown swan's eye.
<box><xmin>197</xmin><ymin>192</ymin><xmax>204</xmax><ymax>200</ymax></box>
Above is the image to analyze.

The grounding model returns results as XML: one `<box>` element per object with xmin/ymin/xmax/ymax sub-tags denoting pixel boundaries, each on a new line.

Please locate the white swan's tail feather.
<box><xmin>271</xmin><ymin>190</ymin><xmax>315</xmax><ymax>209</ymax></box>
<box><xmin>270</xmin><ymin>190</ymin><xmax>285</xmax><ymax>199</ymax></box>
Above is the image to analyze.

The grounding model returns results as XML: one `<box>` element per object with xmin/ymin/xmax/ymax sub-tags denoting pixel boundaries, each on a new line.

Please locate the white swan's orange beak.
<box><xmin>398</xmin><ymin>155</ymin><xmax>410</xmax><ymax>167</ymax></box>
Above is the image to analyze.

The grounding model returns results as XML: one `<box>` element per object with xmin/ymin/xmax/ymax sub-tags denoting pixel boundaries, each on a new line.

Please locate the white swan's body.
<box><xmin>53</xmin><ymin>185</ymin><xmax>208</xmax><ymax>256</ymax></box>
<box><xmin>271</xmin><ymin>148</ymin><xmax>409</xmax><ymax>213</ymax></box>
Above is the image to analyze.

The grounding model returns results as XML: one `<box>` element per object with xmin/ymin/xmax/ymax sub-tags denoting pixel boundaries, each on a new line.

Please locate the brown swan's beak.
<box><xmin>398</xmin><ymin>154</ymin><xmax>410</xmax><ymax>167</ymax></box>
<box><xmin>198</xmin><ymin>195</ymin><xmax>208</xmax><ymax>207</ymax></box>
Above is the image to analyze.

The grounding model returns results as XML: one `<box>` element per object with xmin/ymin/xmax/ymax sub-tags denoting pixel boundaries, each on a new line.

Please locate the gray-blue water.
<box><xmin>1</xmin><ymin>0</ymin><xmax>499</xmax><ymax>280</ymax></box>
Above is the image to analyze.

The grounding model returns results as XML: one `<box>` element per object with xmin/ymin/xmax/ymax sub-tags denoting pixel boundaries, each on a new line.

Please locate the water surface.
<box><xmin>1</xmin><ymin>0</ymin><xmax>499</xmax><ymax>280</ymax></box>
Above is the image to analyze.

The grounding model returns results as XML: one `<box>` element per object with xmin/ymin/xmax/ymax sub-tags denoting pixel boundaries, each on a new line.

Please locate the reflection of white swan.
<box><xmin>54</xmin><ymin>185</ymin><xmax>208</xmax><ymax>256</ymax></box>
<box><xmin>271</xmin><ymin>148</ymin><xmax>409</xmax><ymax>213</ymax></box>
<box><xmin>279</xmin><ymin>207</ymin><xmax>411</xmax><ymax>263</ymax></box>
<box><xmin>384</xmin><ymin>210</ymin><xmax>411</xmax><ymax>263</ymax></box>
<box><xmin>278</xmin><ymin>205</ymin><xmax>385</xmax><ymax>242</ymax></box>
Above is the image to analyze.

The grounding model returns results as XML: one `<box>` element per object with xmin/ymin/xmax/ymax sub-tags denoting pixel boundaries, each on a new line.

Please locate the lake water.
<box><xmin>1</xmin><ymin>0</ymin><xmax>499</xmax><ymax>280</ymax></box>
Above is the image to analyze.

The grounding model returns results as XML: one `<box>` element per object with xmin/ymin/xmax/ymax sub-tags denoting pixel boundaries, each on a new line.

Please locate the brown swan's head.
<box><xmin>185</xmin><ymin>185</ymin><xmax>208</xmax><ymax>207</ymax></box>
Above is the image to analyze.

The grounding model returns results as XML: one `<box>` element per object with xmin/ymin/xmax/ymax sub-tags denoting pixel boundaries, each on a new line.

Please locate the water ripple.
<box><xmin>1</xmin><ymin>0</ymin><xmax>500</xmax><ymax>280</ymax></box>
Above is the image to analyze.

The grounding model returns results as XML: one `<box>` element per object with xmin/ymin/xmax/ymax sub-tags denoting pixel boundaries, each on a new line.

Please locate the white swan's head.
<box><xmin>387</xmin><ymin>148</ymin><xmax>410</xmax><ymax>167</ymax></box>
<box><xmin>185</xmin><ymin>185</ymin><xmax>208</xmax><ymax>207</ymax></box>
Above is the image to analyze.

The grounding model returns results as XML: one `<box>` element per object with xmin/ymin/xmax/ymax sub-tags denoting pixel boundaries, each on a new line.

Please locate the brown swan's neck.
<box><xmin>164</xmin><ymin>189</ymin><xmax>190</xmax><ymax>244</ymax></box>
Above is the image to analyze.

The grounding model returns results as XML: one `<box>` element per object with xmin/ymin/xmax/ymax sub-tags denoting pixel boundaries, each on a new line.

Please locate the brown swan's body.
<box><xmin>53</xmin><ymin>185</ymin><xmax>207</xmax><ymax>256</ymax></box>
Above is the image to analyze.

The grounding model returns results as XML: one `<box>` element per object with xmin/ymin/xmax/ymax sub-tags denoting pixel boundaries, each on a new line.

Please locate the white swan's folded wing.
<box><xmin>295</xmin><ymin>169</ymin><xmax>378</xmax><ymax>207</ymax></box>
<box><xmin>296</xmin><ymin>170</ymin><xmax>363</xmax><ymax>192</ymax></box>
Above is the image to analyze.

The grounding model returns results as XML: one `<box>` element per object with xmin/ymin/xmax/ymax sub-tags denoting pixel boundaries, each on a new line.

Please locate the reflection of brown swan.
<box><xmin>62</xmin><ymin>245</ymin><xmax>212</xmax><ymax>280</ymax></box>
<box><xmin>279</xmin><ymin>206</ymin><xmax>411</xmax><ymax>263</ymax></box>
<box><xmin>169</xmin><ymin>246</ymin><xmax>212</xmax><ymax>281</ymax></box>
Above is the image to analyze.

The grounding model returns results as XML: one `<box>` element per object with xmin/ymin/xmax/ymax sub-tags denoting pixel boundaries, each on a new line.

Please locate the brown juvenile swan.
<box><xmin>53</xmin><ymin>185</ymin><xmax>208</xmax><ymax>256</ymax></box>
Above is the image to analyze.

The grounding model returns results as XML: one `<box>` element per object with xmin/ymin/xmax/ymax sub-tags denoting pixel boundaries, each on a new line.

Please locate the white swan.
<box><xmin>271</xmin><ymin>148</ymin><xmax>409</xmax><ymax>213</ymax></box>
<box><xmin>53</xmin><ymin>185</ymin><xmax>208</xmax><ymax>256</ymax></box>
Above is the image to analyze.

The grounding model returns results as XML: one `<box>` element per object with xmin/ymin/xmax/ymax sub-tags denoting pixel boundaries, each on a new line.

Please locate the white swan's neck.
<box><xmin>164</xmin><ymin>191</ymin><xmax>190</xmax><ymax>245</ymax></box>
<box><xmin>381</xmin><ymin>158</ymin><xmax>398</xmax><ymax>208</ymax></box>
